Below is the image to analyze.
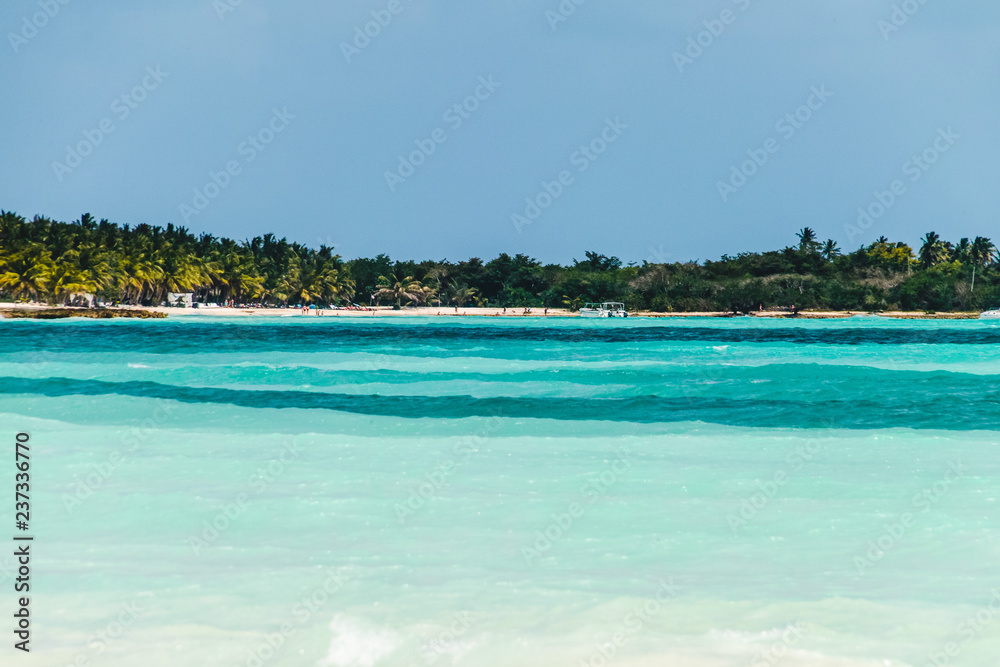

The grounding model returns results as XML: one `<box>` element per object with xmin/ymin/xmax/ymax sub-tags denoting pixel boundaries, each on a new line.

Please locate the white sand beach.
<box><xmin>0</xmin><ymin>302</ymin><xmax>983</xmax><ymax>319</ymax></box>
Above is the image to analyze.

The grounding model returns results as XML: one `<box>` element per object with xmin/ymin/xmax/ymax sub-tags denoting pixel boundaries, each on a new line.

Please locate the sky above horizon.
<box><xmin>2</xmin><ymin>1</ymin><xmax>998</xmax><ymax>264</ymax></box>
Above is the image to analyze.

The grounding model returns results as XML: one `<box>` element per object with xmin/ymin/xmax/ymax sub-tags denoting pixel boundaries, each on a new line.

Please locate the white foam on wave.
<box><xmin>318</xmin><ymin>615</ymin><xmax>402</xmax><ymax>667</ymax></box>
<box><xmin>706</xmin><ymin>624</ymin><xmax>801</xmax><ymax>644</ymax></box>
<box><xmin>127</xmin><ymin>363</ymin><xmax>151</xmax><ymax>368</ymax></box>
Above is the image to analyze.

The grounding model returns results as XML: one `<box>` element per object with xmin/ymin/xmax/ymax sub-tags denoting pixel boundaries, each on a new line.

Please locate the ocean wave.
<box><xmin>318</xmin><ymin>616</ymin><xmax>402</xmax><ymax>667</ymax></box>
<box><xmin>3</xmin><ymin>321</ymin><xmax>1000</xmax><ymax>355</ymax></box>
<box><xmin>2</xmin><ymin>375</ymin><xmax>998</xmax><ymax>430</ymax></box>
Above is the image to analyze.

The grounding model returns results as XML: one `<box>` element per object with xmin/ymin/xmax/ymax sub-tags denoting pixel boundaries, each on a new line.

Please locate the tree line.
<box><xmin>1</xmin><ymin>211</ymin><xmax>997</xmax><ymax>313</ymax></box>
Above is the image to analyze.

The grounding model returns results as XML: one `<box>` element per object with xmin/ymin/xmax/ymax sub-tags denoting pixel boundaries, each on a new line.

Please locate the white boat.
<box><xmin>980</xmin><ymin>308</ymin><xmax>1000</xmax><ymax>320</ymax></box>
<box><xmin>579</xmin><ymin>302</ymin><xmax>629</xmax><ymax>318</ymax></box>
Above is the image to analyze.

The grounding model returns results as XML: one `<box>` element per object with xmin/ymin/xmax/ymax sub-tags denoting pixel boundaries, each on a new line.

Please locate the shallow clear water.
<box><xmin>1</xmin><ymin>316</ymin><xmax>998</xmax><ymax>666</ymax></box>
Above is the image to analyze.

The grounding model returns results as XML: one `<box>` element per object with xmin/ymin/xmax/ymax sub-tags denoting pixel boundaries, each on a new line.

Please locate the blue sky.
<box><xmin>2</xmin><ymin>0</ymin><xmax>998</xmax><ymax>263</ymax></box>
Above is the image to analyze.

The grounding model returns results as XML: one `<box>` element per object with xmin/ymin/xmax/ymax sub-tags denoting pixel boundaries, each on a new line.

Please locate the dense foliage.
<box><xmin>1</xmin><ymin>212</ymin><xmax>998</xmax><ymax>312</ymax></box>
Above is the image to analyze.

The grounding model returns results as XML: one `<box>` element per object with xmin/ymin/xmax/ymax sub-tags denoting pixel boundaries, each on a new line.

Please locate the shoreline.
<box><xmin>0</xmin><ymin>304</ymin><xmax>984</xmax><ymax>320</ymax></box>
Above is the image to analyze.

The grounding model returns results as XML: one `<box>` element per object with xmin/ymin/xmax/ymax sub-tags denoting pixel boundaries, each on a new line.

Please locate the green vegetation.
<box><xmin>1</xmin><ymin>212</ymin><xmax>998</xmax><ymax>313</ymax></box>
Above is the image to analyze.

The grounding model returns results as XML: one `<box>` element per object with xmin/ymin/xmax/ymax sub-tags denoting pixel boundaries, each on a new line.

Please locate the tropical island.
<box><xmin>0</xmin><ymin>210</ymin><xmax>997</xmax><ymax>316</ymax></box>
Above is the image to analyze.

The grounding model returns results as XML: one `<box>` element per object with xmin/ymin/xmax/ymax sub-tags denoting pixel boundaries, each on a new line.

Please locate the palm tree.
<box><xmin>46</xmin><ymin>244</ymin><xmax>113</xmax><ymax>305</ymax></box>
<box><xmin>0</xmin><ymin>243</ymin><xmax>54</xmax><ymax>302</ymax></box>
<box><xmin>373</xmin><ymin>273</ymin><xmax>426</xmax><ymax>307</ymax></box>
<box><xmin>275</xmin><ymin>252</ymin><xmax>331</xmax><ymax>305</ymax></box>
<box><xmin>273</xmin><ymin>256</ymin><xmax>305</xmax><ymax>304</ymax></box>
<box><xmin>796</xmin><ymin>228</ymin><xmax>821</xmax><ymax>254</ymax></box>
<box><xmin>919</xmin><ymin>232</ymin><xmax>951</xmax><ymax>268</ymax></box>
<box><xmin>0</xmin><ymin>211</ymin><xmax>27</xmax><ymax>247</ymax></box>
<box><xmin>326</xmin><ymin>267</ymin><xmax>356</xmax><ymax>304</ymax></box>
<box><xmin>116</xmin><ymin>249</ymin><xmax>162</xmax><ymax>304</ymax></box>
<box><xmin>953</xmin><ymin>238</ymin><xmax>971</xmax><ymax>263</ymax></box>
<box><xmin>561</xmin><ymin>294</ymin><xmax>585</xmax><ymax>311</ymax></box>
<box><xmin>450</xmin><ymin>283</ymin><xmax>478</xmax><ymax>307</ymax></box>
<box><xmin>47</xmin><ymin>257</ymin><xmax>92</xmax><ymax>305</ymax></box>
<box><xmin>969</xmin><ymin>236</ymin><xmax>996</xmax><ymax>291</ymax></box>
<box><xmin>207</xmin><ymin>242</ymin><xmax>247</xmax><ymax>302</ymax></box>
<box><xmin>74</xmin><ymin>243</ymin><xmax>113</xmax><ymax>294</ymax></box>
<box><xmin>0</xmin><ymin>212</ymin><xmax>369</xmax><ymax>308</ymax></box>
<box><xmin>151</xmin><ymin>244</ymin><xmax>206</xmax><ymax>303</ymax></box>
<box><xmin>918</xmin><ymin>232</ymin><xmax>938</xmax><ymax>267</ymax></box>
<box><xmin>821</xmin><ymin>240</ymin><xmax>840</xmax><ymax>261</ymax></box>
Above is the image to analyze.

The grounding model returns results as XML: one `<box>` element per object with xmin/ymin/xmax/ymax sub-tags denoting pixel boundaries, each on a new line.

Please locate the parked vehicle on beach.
<box><xmin>579</xmin><ymin>302</ymin><xmax>629</xmax><ymax>318</ymax></box>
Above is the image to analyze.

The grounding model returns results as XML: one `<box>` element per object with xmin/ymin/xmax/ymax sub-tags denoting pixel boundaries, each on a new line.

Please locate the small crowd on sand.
<box><xmin>291</xmin><ymin>305</ymin><xmax>556</xmax><ymax>317</ymax></box>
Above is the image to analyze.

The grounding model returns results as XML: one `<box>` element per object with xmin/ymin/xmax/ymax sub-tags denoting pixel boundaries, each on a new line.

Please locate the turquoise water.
<box><xmin>1</xmin><ymin>317</ymin><xmax>999</xmax><ymax>666</ymax></box>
